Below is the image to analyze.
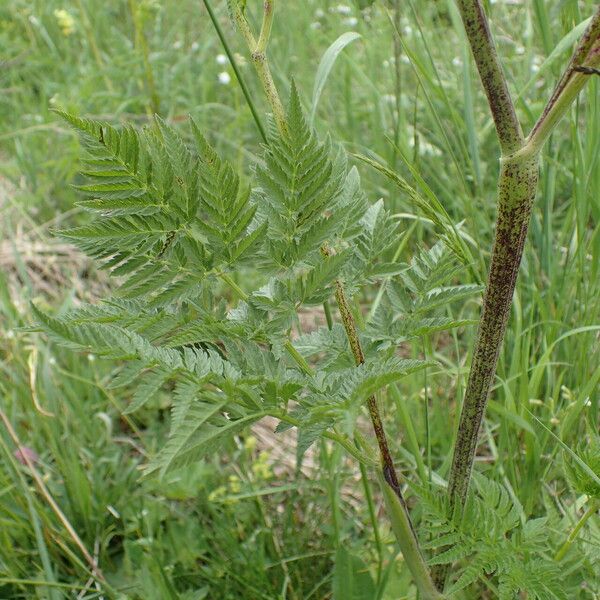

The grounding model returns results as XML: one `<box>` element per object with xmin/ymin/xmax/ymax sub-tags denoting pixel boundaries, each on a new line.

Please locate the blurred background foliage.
<box><xmin>0</xmin><ymin>0</ymin><xmax>598</xmax><ymax>598</ymax></box>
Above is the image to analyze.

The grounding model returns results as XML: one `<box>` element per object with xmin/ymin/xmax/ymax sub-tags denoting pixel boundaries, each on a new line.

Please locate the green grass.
<box><xmin>0</xmin><ymin>1</ymin><xmax>598</xmax><ymax>598</ymax></box>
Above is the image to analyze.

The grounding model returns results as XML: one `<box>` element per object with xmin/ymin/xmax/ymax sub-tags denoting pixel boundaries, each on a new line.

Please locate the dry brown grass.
<box><xmin>0</xmin><ymin>174</ymin><xmax>109</xmax><ymax>307</ymax></box>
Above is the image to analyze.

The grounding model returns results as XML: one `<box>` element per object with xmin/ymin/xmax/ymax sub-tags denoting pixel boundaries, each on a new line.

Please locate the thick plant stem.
<box><xmin>446</xmin><ymin>0</ymin><xmax>600</xmax><ymax>517</ymax></box>
<box><xmin>378</xmin><ymin>472</ymin><xmax>444</xmax><ymax>600</ymax></box>
<box><xmin>435</xmin><ymin>2</ymin><xmax>600</xmax><ymax>591</ymax></box>
<box><xmin>448</xmin><ymin>152</ymin><xmax>539</xmax><ymax>507</ymax></box>
<box><xmin>334</xmin><ymin>281</ymin><xmax>442</xmax><ymax>599</ymax></box>
<box><xmin>454</xmin><ymin>0</ymin><xmax>523</xmax><ymax>154</ymax></box>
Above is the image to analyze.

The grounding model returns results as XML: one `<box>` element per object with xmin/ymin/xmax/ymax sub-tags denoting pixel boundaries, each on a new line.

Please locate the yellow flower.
<box><xmin>228</xmin><ymin>475</ymin><xmax>241</xmax><ymax>494</ymax></box>
<box><xmin>244</xmin><ymin>435</ymin><xmax>257</xmax><ymax>453</ymax></box>
<box><xmin>54</xmin><ymin>9</ymin><xmax>75</xmax><ymax>36</ymax></box>
<box><xmin>252</xmin><ymin>450</ymin><xmax>272</xmax><ymax>480</ymax></box>
<box><xmin>208</xmin><ymin>485</ymin><xmax>227</xmax><ymax>502</ymax></box>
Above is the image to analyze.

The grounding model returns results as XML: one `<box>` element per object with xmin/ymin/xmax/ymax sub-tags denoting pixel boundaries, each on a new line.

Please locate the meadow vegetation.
<box><xmin>0</xmin><ymin>1</ymin><xmax>599</xmax><ymax>598</ymax></box>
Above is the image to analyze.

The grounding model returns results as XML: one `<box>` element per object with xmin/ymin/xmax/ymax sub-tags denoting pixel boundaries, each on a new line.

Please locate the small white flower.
<box><xmin>342</xmin><ymin>16</ymin><xmax>358</xmax><ymax>27</ymax></box>
<box><xmin>172</xmin><ymin>40</ymin><xmax>183</xmax><ymax>50</ymax></box>
<box><xmin>6</xmin><ymin>329</ymin><xmax>14</xmax><ymax>340</ymax></box>
<box><xmin>218</xmin><ymin>71</ymin><xmax>231</xmax><ymax>85</ymax></box>
<box><xmin>334</xmin><ymin>4</ymin><xmax>352</xmax><ymax>15</ymax></box>
<box><xmin>315</xmin><ymin>8</ymin><xmax>325</xmax><ymax>18</ymax></box>
<box><xmin>310</xmin><ymin>21</ymin><xmax>322</xmax><ymax>30</ymax></box>
<box><xmin>191</xmin><ymin>41</ymin><xmax>199</xmax><ymax>52</ymax></box>
<box><xmin>216</xmin><ymin>53</ymin><xmax>228</xmax><ymax>65</ymax></box>
<box><xmin>87</xmin><ymin>354</ymin><xmax>96</xmax><ymax>362</ymax></box>
<box><xmin>452</xmin><ymin>56</ymin><xmax>462</xmax><ymax>67</ymax></box>
<box><xmin>403</xmin><ymin>25</ymin><xmax>413</xmax><ymax>36</ymax></box>
<box><xmin>233</xmin><ymin>52</ymin><xmax>247</xmax><ymax>67</ymax></box>
<box><xmin>515</xmin><ymin>45</ymin><xmax>525</xmax><ymax>55</ymax></box>
<box><xmin>49</xmin><ymin>357</ymin><xmax>57</xmax><ymax>365</ymax></box>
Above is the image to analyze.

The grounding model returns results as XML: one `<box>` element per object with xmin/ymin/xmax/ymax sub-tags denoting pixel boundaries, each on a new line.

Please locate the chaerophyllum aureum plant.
<box><xmin>33</xmin><ymin>0</ymin><xmax>600</xmax><ymax>598</ymax></box>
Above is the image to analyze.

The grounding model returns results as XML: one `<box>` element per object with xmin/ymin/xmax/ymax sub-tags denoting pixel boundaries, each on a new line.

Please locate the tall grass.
<box><xmin>0</xmin><ymin>1</ymin><xmax>598</xmax><ymax>598</ymax></box>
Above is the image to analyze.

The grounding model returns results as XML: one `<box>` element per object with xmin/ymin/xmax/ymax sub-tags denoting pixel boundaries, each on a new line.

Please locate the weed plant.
<box><xmin>0</xmin><ymin>1</ymin><xmax>599</xmax><ymax>598</ymax></box>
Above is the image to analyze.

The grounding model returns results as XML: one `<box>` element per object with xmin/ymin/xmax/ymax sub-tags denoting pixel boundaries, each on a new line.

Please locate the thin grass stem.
<box><xmin>202</xmin><ymin>0</ymin><xmax>267</xmax><ymax>142</ymax></box>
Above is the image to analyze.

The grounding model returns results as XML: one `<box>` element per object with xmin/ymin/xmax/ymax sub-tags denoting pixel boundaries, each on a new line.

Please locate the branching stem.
<box><xmin>454</xmin><ymin>0</ymin><xmax>523</xmax><ymax>154</ymax></box>
<box><xmin>229</xmin><ymin>0</ymin><xmax>286</xmax><ymax>132</ymax></box>
<box><xmin>448</xmin><ymin>0</ymin><xmax>600</xmax><ymax>510</ymax></box>
<box><xmin>437</xmin><ymin>3</ymin><xmax>600</xmax><ymax>591</ymax></box>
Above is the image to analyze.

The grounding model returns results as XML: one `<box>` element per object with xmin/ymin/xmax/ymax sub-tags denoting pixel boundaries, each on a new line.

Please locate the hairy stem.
<box><xmin>454</xmin><ymin>0</ymin><xmax>523</xmax><ymax>154</ymax></box>
<box><xmin>436</xmin><ymin>2</ymin><xmax>600</xmax><ymax>591</ymax></box>
<box><xmin>448</xmin><ymin>152</ymin><xmax>539</xmax><ymax>506</ymax></box>
<box><xmin>229</xmin><ymin>1</ymin><xmax>286</xmax><ymax>132</ymax></box>
<box><xmin>334</xmin><ymin>280</ymin><xmax>442</xmax><ymax>599</ymax></box>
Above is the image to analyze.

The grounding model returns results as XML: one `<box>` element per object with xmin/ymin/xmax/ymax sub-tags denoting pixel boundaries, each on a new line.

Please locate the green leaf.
<box><xmin>310</xmin><ymin>31</ymin><xmax>361</xmax><ymax>125</ymax></box>
<box><xmin>335</xmin><ymin>357</ymin><xmax>436</xmax><ymax>407</ymax></box>
<box><xmin>148</xmin><ymin>402</ymin><xmax>264</xmax><ymax>476</ymax></box>
<box><xmin>296</xmin><ymin>419</ymin><xmax>332</xmax><ymax>465</ymax></box>
<box><xmin>256</xmin><ymin>83</ymin><xmax>353</xmax><ymax>269</ymax></box>
<box><xmin>124</xmin><ymin>367</ymin><xmax>171</xmax><ymax>413</ymax></box>
<box><xmin>332</xmin><ymin>547</ymin><xmax>376</xmax><ymax>600</ymax></box>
